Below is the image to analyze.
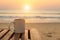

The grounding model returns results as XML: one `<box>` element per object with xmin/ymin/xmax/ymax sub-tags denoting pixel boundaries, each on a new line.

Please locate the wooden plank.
<box><xmin>21</xmin><ymin>33</ymin><xmax>25</xmax><ymax>40</ymax></box>
<box><xmin>19</xmin><ymin>33</ymin><xmax>22</xmax><ymax>40</ymax></box>
<box><xmin>19</xmin><ymin>37</ymin><xmax>21</xmax><ymax>40</ymax></box>
<box><xmin>14</xmin><ymin>33</ymin><xmax>20</xmax><ymax>40</ymax></box>
<box><xmin>0</xmin><ymin>29</ymin><xmax>2</xmax><ymax>31</ymax></box>
<box><xmin>10</xmin><ymin>34</ymin><xmax>21</xmax><ymax>40</ymax></box>
<box><xmin>0</xmin><ymin>29</ymin><xmax>9</xmax><ymax>38</ymax></box>
<box><xmin>0</xmin><ymin>29</ymin><xmax>3</xmax><ymax>32</ymax></box>
<box><xmin>1</xmin><ymin>31</ymin><xmax>13</xmax><ymax>40</ymax></box>
<box><xmin>0</xmin><ymin>28</ymin><xmax>41</xmax><ymax>40</ymax></box>
<box><xmin>10</xmin><ymin>30</ymin><xmax>27</xmax><ymax>40</ymax></box>
<box><xmin>10</xmin><ymin>34</ymin><xmax>15</xmax><ymax>40</ymax></box>
<box><xmin>25</xmin><ymin>30</ymin><xmax>28</xmax><ymax>40</ymax></box>
<box><xmin>30</xmin><ymin>28</ymin><xmax>41</xmax><ymax>40</ymax></box>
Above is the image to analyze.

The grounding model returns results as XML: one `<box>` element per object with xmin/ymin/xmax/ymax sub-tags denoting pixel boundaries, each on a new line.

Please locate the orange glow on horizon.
<box><xmin>0</xmin><ymin>0</ymin><xmax>60</xmax><ymax>10</ymax></box>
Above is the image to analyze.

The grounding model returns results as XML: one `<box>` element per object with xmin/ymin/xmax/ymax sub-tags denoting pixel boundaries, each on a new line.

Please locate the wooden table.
<box><xmin>0</xmin><ymin>28</ymin><xmax>41</xmax><ymax>40</ymax></box>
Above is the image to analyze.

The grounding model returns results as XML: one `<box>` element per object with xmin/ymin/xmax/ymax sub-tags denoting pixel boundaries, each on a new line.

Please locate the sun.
<box><xmin>24</xmin><ymin>5</ymin><xmax>30</xmax><ymax>11</ymax></box>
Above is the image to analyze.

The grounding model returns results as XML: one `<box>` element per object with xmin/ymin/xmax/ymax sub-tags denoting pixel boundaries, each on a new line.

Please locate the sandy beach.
<box><xmin>0</xmin><ymin>23</ymin><xmax>60</xmax><ymax>40</ymax></box>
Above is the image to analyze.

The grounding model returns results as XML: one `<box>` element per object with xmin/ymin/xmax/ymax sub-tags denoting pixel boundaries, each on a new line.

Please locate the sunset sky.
<box><xmin>0</xmin><ymin>0</ymin><xmax>60</xmax><ymax>12</ymax></box>
<box><xmin>0</xmin><ymin>0</ymin><xmax>60</xmax><ymax>23</ymax></box>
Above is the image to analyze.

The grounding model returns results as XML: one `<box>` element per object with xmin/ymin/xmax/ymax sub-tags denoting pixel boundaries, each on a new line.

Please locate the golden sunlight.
<box><xmin>24</xmin><ymin>5</ymin><xmax>30</xmax><ymax>11</ymax></box>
